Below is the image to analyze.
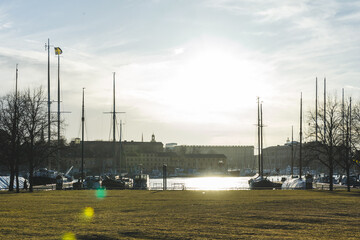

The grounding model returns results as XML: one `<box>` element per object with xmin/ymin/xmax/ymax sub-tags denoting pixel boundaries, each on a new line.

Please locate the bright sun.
<box><xmin>158</xmin><ymin>43</ymin><xmax>274</xmax><ymax>124</ymax></box>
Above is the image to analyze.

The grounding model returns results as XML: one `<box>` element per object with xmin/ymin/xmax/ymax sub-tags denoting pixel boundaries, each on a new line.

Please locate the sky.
<box><xmin>1</xmin><ymin>0</ymin><xmax>360</xmax><ymax>148</ymax></box>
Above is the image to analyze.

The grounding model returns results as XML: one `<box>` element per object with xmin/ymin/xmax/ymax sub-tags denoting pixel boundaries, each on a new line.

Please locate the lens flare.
<box><xmin>83</xmin><ymin>207</ymin><xmax>94</xmax><ymax>219</ymax></box>
<box><xmin>95</xmin><ymin>188</ymin><xmax>107</xmax><ymax>199</ymax></box>
<box><xmin>62</xmin><ymin>232</ymin><xmax>76</xmax><ymax>240</ymax></box>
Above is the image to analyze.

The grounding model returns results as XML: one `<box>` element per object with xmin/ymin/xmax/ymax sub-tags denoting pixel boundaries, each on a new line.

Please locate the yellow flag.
<box><xmin>54</xmin><ymin>47</ymin><xmax>63</xmax><ymax>55</ymax></box>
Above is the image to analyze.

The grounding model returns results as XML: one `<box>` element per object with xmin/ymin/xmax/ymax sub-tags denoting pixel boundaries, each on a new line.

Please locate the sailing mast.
<box><xmin>260</xmin><ymin>102</ymin><xmax>264</xmax><ymax>178</ymax></box>
<box><xmin>315</xmin><ymin>77</ymin><xmax>318</xmax><ymax>142</ymax></box>
<box><xmin>81</xmin><ymin>88</ymin><xmax>85</xmax><ymax>182</ymax></box>
<box><xmin>257</xmin><ymin>97</ymin><xmax>261</xmax><ymax>177</ymax></box>
<box><xmin>103</xmin><ymin>73</ymin><xmax>126</xmax><ymax>174</ymax></box>
<box><xmin>15</xmin><ymin>64</ymin><xmax>19</xmax><ymax>192</ymax></box>
<box><xmin>119</xmin><ymin>119</ymin><xmax>123</xmax><ymax>173</ymax></box>
<box><xmin>291</xmin><ymin>126</ymin><xmax>294</xmax><ymax>177</ymax></box>
<box><xmin>324</xmin><ymin>78</ymin><xmax>326</xmax><ymax>144</ymax></box>
<box><xmin>299</xmin><ymin>92</ymin><xmax>303</xmax><ymax>179</ymax></box>
<box><xmin>113</xmin><ymin>72</ymin><xmax>116</xmax><ymax>174</ymax></box>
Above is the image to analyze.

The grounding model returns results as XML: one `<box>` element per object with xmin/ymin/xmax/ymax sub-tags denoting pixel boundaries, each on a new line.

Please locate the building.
<box><xmin>173</xmin><ymin>145</ymin><xmax>254</xmax><ymax>170</ymax></box>
<box><xmin>62</xmin><ymin>136</ymin><xmax>227</xmax><ymax>176</ymax></box>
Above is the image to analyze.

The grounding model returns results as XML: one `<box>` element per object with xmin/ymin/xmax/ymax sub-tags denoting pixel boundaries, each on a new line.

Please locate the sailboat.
<box><xmin>248</xmin><ymin>98</ymin><xmax>282</xmax><ymax>190</ymax></box>
<box><xmin>282</xmin><ymin>93</ymin><xmax>306</xmax><ymax>189</ymax></box>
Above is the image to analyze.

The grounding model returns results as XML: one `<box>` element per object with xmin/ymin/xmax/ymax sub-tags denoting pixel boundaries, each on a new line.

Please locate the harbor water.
<box><xmin>149</xmin><ymin>177</ymin><xmax>252</xmax><ymax>190</ymax></box>
<box><xmin>149</xmin><ymin>176</ymin><xmax>290</xmax><ymax>190</ymax></box>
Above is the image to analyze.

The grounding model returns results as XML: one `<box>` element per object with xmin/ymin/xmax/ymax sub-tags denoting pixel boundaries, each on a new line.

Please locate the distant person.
<box><xmin>23</xmin><ymin>179</ymin><xmax>28</xmax><ymax>190</ymax></box>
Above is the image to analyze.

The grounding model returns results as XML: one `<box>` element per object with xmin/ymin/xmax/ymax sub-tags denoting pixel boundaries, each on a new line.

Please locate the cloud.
<box><xmin>173</xmin><ymin>47</ymin><xmax>184</xmax><ymax>55</ymax></box>
<box><xmin>256</xmin><ymin>4</ymin><xmax>306</xmax><ymax>22</ymax></box>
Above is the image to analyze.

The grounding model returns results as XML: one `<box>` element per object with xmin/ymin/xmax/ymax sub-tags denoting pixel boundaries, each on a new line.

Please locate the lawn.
<box><xmin>0</xmin><ymin>190</ymin><xmax>359</xmax><ymax>239</ymax></box>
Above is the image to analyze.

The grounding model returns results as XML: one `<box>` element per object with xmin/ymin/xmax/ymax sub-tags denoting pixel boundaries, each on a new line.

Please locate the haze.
<box><xmin>1</xmin><ymin>0</ymin><xmax>360</xmax><ymax>147</ymax></box>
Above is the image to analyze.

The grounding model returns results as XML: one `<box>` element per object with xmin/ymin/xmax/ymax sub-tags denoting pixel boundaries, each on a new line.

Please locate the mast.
<box><xmin>56</xmin><ymin>47</ymin><xmax>61</xmax><ymax>171</ymax></box>
<box><xmin>113</xmin><ymin>72</ymin><xmax>117</xmax><ymax>174</ymax></box>
<box><xmin>81</xmin><ymin>88</ymin><xmax>85</xmax><ymax>182</ymax></box>
<box><xmin>315</xmin><ymin>77</ymin><xmax>318</xmax><ymax>142</ymax></box>
<box><xmin>113</xmin><ymin>72</ymin><xmax>116</xmax><ymax>143</ymax></box>
<box><xmin>119</xmin><ymin>119</ymin><xmax>123</xmax><ymax>173</ymax></box>
<box><xmin>291</xmin><ymin>126</ymin><xmax>294</xmax><ymax>177</ymax></box>
<box><xmin>349</xmin><ymin>97</ymin><xmax>352</xmax><ymax>164</ymax></box>
<box><xmin>15</xmin><ymin>64</ymin><xmax>19</xmax><ymax>192</ymax></box>
<box><xmin>260</xmin><ymin>102</ymin><xmax>264</xmax><ymax>178</ymax></box>
<box><xmin>103</xmin><ymin>72</ymin><xmax>125</xmax><ymax>174</ymax></box>
<box><xmin>342</xmin><ymin>88</ymin><xmax>345</xmax><ymax>146</ymax></box>
<box><xmin>257</xmin><ymin>97</ymin><xmax>261</xmax><ymax>176</ymax></box>
<box><xmin>299</xmin><ymin>92</ymin><xmax>303</xmax><ymax>179</ymax></box>
<box><xmin>47</xmin><ymin>38</ymin><xmax>51</xmax><ymax>169</ymax></box>
<box><xmin>324</xmin><ymin>78</ymin><xmax>326</xmax><ymax>144</ymax></box>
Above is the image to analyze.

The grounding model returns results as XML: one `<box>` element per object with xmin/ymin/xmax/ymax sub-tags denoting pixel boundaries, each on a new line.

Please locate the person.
<box><xmin>23</xmin><ymin>179</ymin><xmax>28</xmax><ymax>190</ymax></box>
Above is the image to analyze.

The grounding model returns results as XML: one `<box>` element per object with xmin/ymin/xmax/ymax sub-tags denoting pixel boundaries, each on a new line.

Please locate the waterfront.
<box><xmin>150</xmin><ymin>176</ymin><xmax>253</xmax><ymax>190</ymax></box>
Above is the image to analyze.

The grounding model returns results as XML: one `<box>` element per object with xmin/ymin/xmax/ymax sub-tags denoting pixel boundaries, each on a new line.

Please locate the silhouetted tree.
<box><xmin>307</xmin><ymin>95</ymin><xmax>342</xmax><ymax>191</ymax></box>
<box><xmin>21</xmin><ymin>87</ymin><xmax>52</xmax><ymax>192</ymax></box>
<box><xmin>336</xmin><ymin>97</ymin><xmax>358</xmax><ymax>192</ymax></box>
<box><xmin>0</xmin><ymin>87</ymin><xmax>58</xmax><ymax>192</ymax></box>
<box><xmin>0</xmin><ymin>92</ymin><xmax>24</xmax><ymax>192</ymax></box>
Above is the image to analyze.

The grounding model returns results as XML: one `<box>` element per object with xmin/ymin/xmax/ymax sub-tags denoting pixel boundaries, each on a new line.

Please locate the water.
<box><xmin>149</xmin><ymin>177</ymin><xmax>253</xmax><ymax>190</ymax></box>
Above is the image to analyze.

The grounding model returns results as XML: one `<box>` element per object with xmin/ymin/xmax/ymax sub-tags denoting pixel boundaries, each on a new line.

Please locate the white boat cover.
<box><xmin>0</xmin><ymin>176</ymin><xmax>26</xmax><ymax>190</ymax></box>
<box><xmin>282</xmin><ymin>178</ymin><xmax>306</xmax><ymax>189</ymax></box>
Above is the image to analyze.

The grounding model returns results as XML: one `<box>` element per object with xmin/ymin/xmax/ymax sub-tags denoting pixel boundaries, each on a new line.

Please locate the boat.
<box><xmin>84</xmin><ymin>176</ymin><xmax>102</xmax><ymax>189</ymax></box>
<box><xmin>248</xmin><ymin>98</ymin><xmax>282</xmax><ymax>190</ymax></box>
<box><xmin>32</xmin><ymin>168</ymin><xmax>58</xmax><ymax>185</ymax></box>
<box><xmin>133</xmin><ymin>174</ymin><xmax>150</xmax><ymax>189</ymax></box>
<box><xmin>249</xmin><ymin>174</ymin><xmax>282</xmax><ymax>189</ymax></box>
<box><xmin>282</xmin><ymin>93</ymin><xmax>311</xmax><ymax>189</ymax></box>
<box><xmin>102</xmin><ymin>175</ymin><xmax>133</xmax><ymax>189</ymax></box>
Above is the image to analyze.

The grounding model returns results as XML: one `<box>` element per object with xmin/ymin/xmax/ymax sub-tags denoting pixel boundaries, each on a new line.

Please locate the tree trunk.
<box><xmin>29</xmin><ymin>146</ymin><xmax>34</xmax><ymax>193</ymax></box>
<box><xmin>8</xmin><ymin>165</ymin><xmax>15</xmax><ymax>191</ymax></box>
<box><xmin>329</xmin><ymin>155</ymin><xmax>334</xmax><ymax>191</ymax></box>
<box><xmin>346</xmin><ymin>167</ymin><xmax>350</xmax><ymax>192</ymax></box>
<box><xmin>29</xmin><ymin>165</ymin><xmax>34</xmax><ymax>192</ymax></box>
<box><xmin>15</xmin><ymin>163</ymin><xmax>19</xmax><ymax>193</ymax></box>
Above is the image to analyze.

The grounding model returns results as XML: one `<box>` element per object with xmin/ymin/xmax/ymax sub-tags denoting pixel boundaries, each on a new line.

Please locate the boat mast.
<box><xmin>119</xmin><ymin>119</ymin><xmax>123</xmax><ymax>173</ymax></box>
<box><xmin>299</xmin><ymin>92</ymin><xmax>303</xmax><ymax>179</ymax></box>
<box><xmin>257</xmin><ymin>97</ymin><xmax>261</xmax><ymax>176</ymax></box>
<box><xmin>103</xmin><ymin>72</ymin><xmax>125</xmax><ymax>174</ymax></box>
<box><xmin>81</xmin><ymin>88</ymin><xmax>85</xmax><ymax>182</ymax></box>
<box><xmin>113</xmin><ymin>72</ymin><xmax>117</xmax><ymax>174</ymax></box>
<box><xmin>349</xmin><ymin>97</ymin><xmax>352</xmax><ymax>165</ymax></box>
<box><xmin>324</xmin><ymin>78</ymin><xmax>326</xmax><ymax>144</ymax></box>
<box><xmin>291</xmin><ymin>125</ymin><xmax>294</xmax><ymax>177</ymax></box>
<box><xmin>260</xmin><ymin>102</ymin><xmax>264</xmax><ymax>178</ymax></box>
<box><xmin>315</xmin><ymin>77</ymin><xmax>318</xmax><ymax>142</ymax></box>
<box><xmin>14</xmin><ymin>64</ymin><xmax>19</xmax><ymax>192</ymax></box>
<box><xmin>342</xmin><ymin>88</ymin><xmax>345</xmax><ymax>147</ymax></box>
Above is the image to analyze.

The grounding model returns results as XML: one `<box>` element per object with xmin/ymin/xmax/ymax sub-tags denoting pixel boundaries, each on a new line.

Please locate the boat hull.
<box><xmin>248</xmin><ymin>178</ymin><xmax>282</xmax><ymax>190</ymax></box>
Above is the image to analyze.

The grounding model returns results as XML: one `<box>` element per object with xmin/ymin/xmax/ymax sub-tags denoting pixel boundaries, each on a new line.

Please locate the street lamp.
<box><xmin>54</xmin><ymin>47</ymin><xmax>62</xmax><ymax>171</ymax></box>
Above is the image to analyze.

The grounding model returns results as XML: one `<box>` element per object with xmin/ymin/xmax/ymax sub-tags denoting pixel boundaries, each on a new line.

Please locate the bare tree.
<box><xmin>0</xmin><ymin>87</ymin><xmax>58</xmax><ymax>192</ymax></box>
<box><xmin>0</xmin><ymin>92</ymin><xmax>24</xmax><ymax>192</ymax></box>
<box><xmin>336</xmin><ymin>97</ymin><xmax>358</xmax><ymax>192</ymax></box>
<box><xmin>350</xmin><ymin>102</ymin><xmax>360</xmax><ymax>173</ymax></box>
<box><xmin>307</xmin><ymin>95</ymin><xmax>342</xmax><ymax>191</ymax></box>
<box><xmin>21</xmin><ymin>87</ymin><xmax>51</xmax><ymax>192</ymax></box>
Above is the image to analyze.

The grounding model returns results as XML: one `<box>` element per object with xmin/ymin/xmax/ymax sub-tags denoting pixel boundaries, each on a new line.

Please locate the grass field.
<box><xmin>0</xmin><ymin>190</ymin><xmax>359</xmax><ymax>239</ymax></box>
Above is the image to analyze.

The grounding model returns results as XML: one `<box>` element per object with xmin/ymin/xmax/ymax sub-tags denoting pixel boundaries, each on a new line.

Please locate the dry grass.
<box><xmin>0</xmin><ymin>190</ymin><xmax>359</xmax><ymax>239</ymax></box>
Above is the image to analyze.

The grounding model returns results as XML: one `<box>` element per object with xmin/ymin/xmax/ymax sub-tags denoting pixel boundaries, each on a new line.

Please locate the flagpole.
<box><xmin>81</xmin><ymin>88</ymin><xmax>85</xmax><ymax>183</ymax></box>
<box><xmin>57</xmin><ymin>48</ymin><xmax>61</xmax><ymax>172</ymax></box>
<box><xmin>47</xmin><ymin>38</ymin><xmax>51</xmax><ymax>169</ymax></box>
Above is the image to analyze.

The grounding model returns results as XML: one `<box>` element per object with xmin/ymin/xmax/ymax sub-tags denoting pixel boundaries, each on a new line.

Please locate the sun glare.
<box><xmin>158</xmin><ymin>44</ymin><xmax>274</xmax><ymax>124</ymax></box>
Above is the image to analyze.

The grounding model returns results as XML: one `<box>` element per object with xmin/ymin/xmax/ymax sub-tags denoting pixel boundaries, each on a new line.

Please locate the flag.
<box><xmin>54</xmin><ymin>47</ymin><xmax>62</xmax><ymax>55</ymax></box>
